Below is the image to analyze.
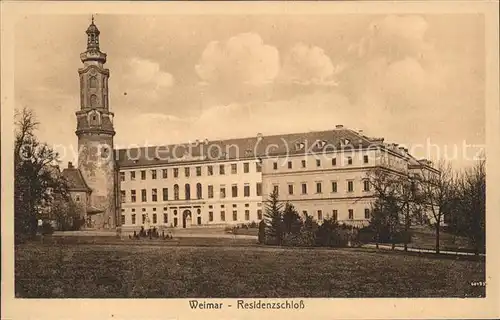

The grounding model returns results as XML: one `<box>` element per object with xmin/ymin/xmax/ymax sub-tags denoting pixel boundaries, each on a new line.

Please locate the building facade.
<box><xmin>66</xmin><ymin>19</ymin><xmax>438</xmax><ymax>232</ymax></box>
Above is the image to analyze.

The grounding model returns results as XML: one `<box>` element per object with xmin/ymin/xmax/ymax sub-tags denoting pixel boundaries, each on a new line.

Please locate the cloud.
<box><xmin>195</xmin><ymin>33</ymin><xmax>280</xmax><ymax>86</ymax></box>
<box><xmin>348</xmin><ymin>15</ymin><xmax>432</xmax><ymax>61</ymax></box>
<box><xmin>279</xmin><ymin>43</ymin><xmax>344</xmax><ymax>86</ymax></box>
<box><xmin>125</xmin><ymin>57</ymin><xmax>175</xmax><ymax>89</ymax></box>
<box><xmin>111</xmin><ymin>57</ymin><xmax>175</xmax><ymax>107</ymax></box>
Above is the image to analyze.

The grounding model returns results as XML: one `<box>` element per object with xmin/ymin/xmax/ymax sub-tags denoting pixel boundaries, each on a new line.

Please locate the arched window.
<box><xmin>89</xmin><ymin>76</ymin><xmax>97</xmax><ymax>89</ymax></box>
<box><xmin>174</xmin><ymin>184</ymin><xmax>179</xmax><ymax>200</ymax></box>
<box><xmin>185</xmin><ymin>184</ymin><xmax>191</xmax><ymax>200</ymax></box>
<box><xmin>196</xmin><ymin>183</ymin><xmax>202</xmax><ymax>199</ymax></box>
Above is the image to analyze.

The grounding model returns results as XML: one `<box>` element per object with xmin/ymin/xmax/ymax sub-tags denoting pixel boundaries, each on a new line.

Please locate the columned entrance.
<box><xmin>182</xmin><ymin>209</ymin><xmax>192</xmax><ymax>228</ymax></box>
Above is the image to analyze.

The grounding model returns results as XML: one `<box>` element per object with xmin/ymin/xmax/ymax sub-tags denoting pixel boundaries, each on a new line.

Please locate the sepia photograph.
<box><xmin>1</xmin><ymin>1</ymin><xmax>499</xmax><ymax>319</ymax></box>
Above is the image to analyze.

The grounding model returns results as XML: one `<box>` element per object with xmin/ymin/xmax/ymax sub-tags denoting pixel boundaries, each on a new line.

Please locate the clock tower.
<box><xmin>76</xmin><ymin>17</ymin><xmax>118</xmax><ymax>229</ymax></box>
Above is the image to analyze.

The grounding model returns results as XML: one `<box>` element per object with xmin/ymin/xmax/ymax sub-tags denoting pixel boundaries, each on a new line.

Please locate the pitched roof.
<box><xmin>115</xmin><ymin>126</ymin><xmax>380</xmax><ymax>168</ymax></box>
<box><xmin>61</xmin><ymin>168</ymin><xmax>91</xmax><ymax>192</ymax></box>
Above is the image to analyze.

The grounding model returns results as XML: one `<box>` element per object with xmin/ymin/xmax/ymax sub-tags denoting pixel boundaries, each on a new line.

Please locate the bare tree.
<box><xmin>365</xmin><ymin>167</ymin><xmax>416</xmax><ymax>250</ymax></box>
<box><xmin>454</xmin><ymin>159</ymin><xmax>486</xmax><ymax>255</ymax></box>
<box><xmin>417</xmin><ymin>160</ymin><xmax>455</xmax><ymax>254</ymax></box>
<box><xmin>14</xmin><ymin>107</ymin><xmax>68</xmax><ymax>242</ymax></box>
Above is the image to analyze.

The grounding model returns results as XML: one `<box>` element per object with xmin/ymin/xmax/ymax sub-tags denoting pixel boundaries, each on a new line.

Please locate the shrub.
<box><xmin>282</xmin><ymin>231</ymin><xmax>315</xmax><ymax>247</ymax></box>
<box><xmin>249</xmin><ymin>221</ymin><xmax>258</xmax><ymax>228</ymax></box>
<box><xmin>41</xmin><ymin>221</ymin><xmax>54</xmax><ymax>235</ymax></box>
<box><xmin>258</xmin><ymin>220</ymin><xmax>266</xmax><ymax>244</ymax></box>
<box><xmin>314</xmin><ymin>219</ymin><xmax>350</xmax><ymax>247</ymax></box>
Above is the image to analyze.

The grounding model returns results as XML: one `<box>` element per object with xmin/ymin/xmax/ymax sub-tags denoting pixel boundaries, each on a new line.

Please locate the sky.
<box><xmin>14</xmin><ymin>13</ymin><xmax>485</xmax><ymax>168</ymax></box>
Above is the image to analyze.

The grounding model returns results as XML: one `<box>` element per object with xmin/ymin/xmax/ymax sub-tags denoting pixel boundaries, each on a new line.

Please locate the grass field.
<box><xmin>15</xmin><ymin>242</ymin><xmax>485</xmax><ymax>298</ymax></box>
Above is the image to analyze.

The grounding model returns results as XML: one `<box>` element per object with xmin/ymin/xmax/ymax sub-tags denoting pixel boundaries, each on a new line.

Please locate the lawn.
<box><xmin>15</xmin><ymin>241</ymin><xmax>485</xmax><ymax>298</ymax></box>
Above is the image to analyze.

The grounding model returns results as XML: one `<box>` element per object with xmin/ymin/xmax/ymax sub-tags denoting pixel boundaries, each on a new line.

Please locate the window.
<box><xmin>219</xmin><ymin>164</ymin><xmax>225</xmax><ymax>175</ymax></box>
<box><xmin>347</xmin><ymin>181</ymin><xmax>354</xmax><ymax>192</ymax></box>
<box><xmin>196</xmin><ymin>166</ymin><xmax>202</xmax><ymax>176</ymax></box>
<box><xmin>207</xmin><ymin>165</ymin><xmax>213</xmax><ymax>176</ymax></box>
<box><xmin>257</xmin><ymin>209</ymin><xmax>263</xmax><ymax>220</ymax></box>
<box><xmin>120</xmin><ymin>172</ymin><xmax>125</xmax><ymax>181</ymax></box>
<box><xmin>256</xmin><ymin>183</ymin><xmax>262</xmax><ymax>197</ymax></box>
<box><xmin>363</xmin><ymin>155</ymin><xmax>369</xmax><ymax>164</ymax></box>
<box><xmin>120</xmin><ymin>190</ymin><xmax>125</xmax><ymax>203</ymax></box>
<box><xmin>220</xmin><ymin>211</ymin><xmax>226</xmax><ymax>221</ymax></box>
<box><xmin>209</xmin><ymin>212</ymin><xmax>213</xmax><ymax>222</ymax></box>
<box><xmin>75</xmin><ymin>195</ymin><xmax>81</xmax><ymax>202</ymax></box>
<box><xmin>288</xmin><ymin>184</ymin><xmax>294</xmax><ymax>195</ymax></box>
<box><xmin>142</xmin><ymin>214</ymin><xmax>146</xmax><ymax>224</ymax></box>
<box><xmin>141</xmin><ymin>170</ymin><xmax>146</xmax><ymax>180</ymax></box>
<box><xmin>232</xmin><ymin>210</ymin><xmax>238</xmax><ymax>221</ymax></box>
<box><xmin>364</xmin><ymin>208</ymin><xmax>370</xmax><ymax>219</ymax></box>
<box><xmin>273</xmin><ymin>185</ymin><xmax>279</xmax><ymax>195</ymax></box>
<box><xmin>288</xmin><ymin>161</ymin><xmax>292</xmax><ymax>169</ymax></box>
<box><xmin>162</xmin><ymin>169</ymin><xmax>168</xmax><ymax>179</ymax></box>
<box><xmin>332</xmin><ymin>181</ymin><xmax>338</xmax><ymax>193</ymax></box>
<box><xmin>152</xmin><ymin>213</ymin><xmax>157</xmax><ymax>224</ymax></box>
<box><xmin>162</xmin><ymin>188</ymin><xmax>168</xmax><ymax>201</ymax></box>
<box><xmin>196</xmin><ymin>183</ymin><xmax>202</xmax><ymax>199</ymax></box>
<box><xmin>332</xmin><ymin>158</ymin><xmax>337</xmax><ymax>166</ymax></box>
<box><xmin>347</xmin><ymin>157</ymin><xmax>353</xmax><ymax>165</ymax></box>
<box><xmin>364</xmin><ymin>180</ymin><xmax>370</xmax><ymax>192</ymax></box>
<box><xmin>152</xmin><ymin>188</ymin><xmax>157</xmax><ymax>202</ymax></box>
<box><xmin>273</xmin><ymin>162</ymin><xmax>278</xmax><ymax>170</ymax></box>
<box><xmin>301</xmin><ymin>183</ymin><xmax>307</xmax><ymax>194</ymax></box>
<box><xmin>220</xmin><ymin>186</ymin><xmax>226</xmax><ymax>198</ymax></box>
<box><xmin>256</xmin><ymin>162</ymin><xmax>262</xmax><ymax>172</ymax></box>
<box><xmin>141</xmin><ymin>189</ymin><xmax>147</xmax><ymax>202</ymax></box>
<box><xmin>185</xmin><ymin>184</ymin><xmax>191</xmax><ymax>200</ymax></box>
<box><xmin>208</xmin><ymin>185</ymin><xmax>214</xmax><ymax>199</ymax></box>
<box><xmin>231</xmin><ymin>163</ymin><xmax>237</xmax><ymax>174</ymax></box>
<box><xmin>131</xmin><ymin>214</ymin><xmax>136</xmax><ymax>224</ymax></box>
<box><xmin>317</xmin><ymin>210</ymin><xmax>323</xmax><ymax>221</ymax></box>
<box><xmin>316</xmin><ymin>182</ymin><xmax>322</xmax><ymax>194</ymax></box>
<box><xmin>301</xmin><ymin>160</ymin><xmax>306</xmax><ymax>168</ymax></box>
<box><xmin>163</xmin><ymin>213</ymin><xmax>168</xmax><ymax>223</ymax></box>
<box><xmin>130</xmin><ymin>171</ymin><xmax>136</xmax><ymax>180</ymax></box>
<box><xmin>348</xmin><ymin>209</ymin><xmax>354</xmax><ymax>219</ymax></box>
<box><xmin>151</xmin><ymin>170</ymin><xmax>157</xmax><ymax>179</ymax></box>
<box><xmin>185</xmin><ymin>167</ymin><xmax>190</xmax><ymax>177</ymax></box>
<box><xmin>174</xmin><ymin>184</ymin><xmax>179</xmax><ymax>200</ymax></box>
<box><xmin>244</xmin><ymin>184</ymin><xmax>250</xmax><ymax>197</ymax></box>
<box><xmin>232</xmin><ymin>184</ymin><xmax>238</xmax><ymax>198</ymax></box>
<box><xmin>173</xmin><ymin>168</ymin><xmax>179</xmax><ymax>178</ymax></box>
<box><xmin>332</xmin><ymin>210</ymin><xmax>338</xmax><ymax>221</ymax></box>
<box><xmin>316</xmin><ymin>159</ymin><xmax>321</xmax><ymax>167</ymax></box>
<box><xmin>121</xmin><ymin>215</ymin><xmax>125</xmax><ymax>225</ymax></box>
<box><xmin>243</xmin><ymin>162</ymin><xmax>249</xmax><ymax>173</ymax></box>
<box><xmin>131</xmin><ymin>190</ymin><xmax>136</xmax><ymax>202</ymax></box>
<box><xmin>245</xmin><ymin>210</ymin><xmax>250</xmax><ymax>221</ymax></box>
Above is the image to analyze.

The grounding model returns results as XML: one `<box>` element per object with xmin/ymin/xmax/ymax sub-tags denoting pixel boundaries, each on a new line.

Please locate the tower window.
<box><xmin>89</xmin><ymin>76</ymin><xmax>97</xmax><ymax>89</ymax></box>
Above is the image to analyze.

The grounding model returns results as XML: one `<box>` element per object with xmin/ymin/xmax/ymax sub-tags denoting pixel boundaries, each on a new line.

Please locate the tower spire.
<box><xmin>81</xmin><ymin>16</ymin><xmax>106</xmax><ymax>64</ymax></box>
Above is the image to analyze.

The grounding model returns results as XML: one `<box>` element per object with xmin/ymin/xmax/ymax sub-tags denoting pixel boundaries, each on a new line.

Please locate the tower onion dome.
<box><xmin>80</xmin><ymin>15</ymin><xmax>107</xmax><ymax>63</ymax></box>
<box><xmin>86</xmin><ymin>19</ymin><xmax>100</xmax><ymax>36</ymax></box>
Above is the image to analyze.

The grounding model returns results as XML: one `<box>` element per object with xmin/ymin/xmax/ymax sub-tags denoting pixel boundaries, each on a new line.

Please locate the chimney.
<box><xmin>335</xmin><ymin>124</ymin><xmax>344</xmax><ymax>129</ymax></box>
<box><xmin>358</xmin><ymin>129</ymin><xmax>363</xmax><ymax>135</ymax></box>
<box><xmin>68</xmin><ymin>161</ymin><xmax>73</xmax><ymax>169</ymax></box>
<box><xmin>257</xmin><ymin>133</ymin><xmax>263</xmax><ymax>141</ymax></box>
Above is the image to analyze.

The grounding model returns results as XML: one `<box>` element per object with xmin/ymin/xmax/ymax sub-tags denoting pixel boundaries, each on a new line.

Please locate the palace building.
<box><xmin>65</xmin><ymin>18</ymin><xmax>438</xmax><ymax>232</ymax></box>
